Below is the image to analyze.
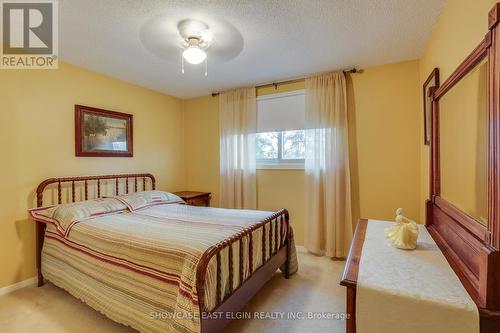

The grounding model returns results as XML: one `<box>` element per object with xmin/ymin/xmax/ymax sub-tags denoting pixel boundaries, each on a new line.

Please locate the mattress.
<box><xmin>41</xmin><ymin>203</ymin><xmax>297</xmax><ymax>333</ymax></box>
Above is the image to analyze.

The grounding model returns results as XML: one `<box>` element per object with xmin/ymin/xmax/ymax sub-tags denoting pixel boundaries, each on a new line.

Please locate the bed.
<box><xmin>30</xmin><ymin>173</ymin><xmax>297</xmax><ymax>333</ymax></box>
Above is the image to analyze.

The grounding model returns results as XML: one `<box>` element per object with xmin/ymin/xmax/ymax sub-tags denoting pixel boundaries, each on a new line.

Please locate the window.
<box><xmin>256</xmin><ymin>130</ymin><xmax>305</xmax><ymax>166</ymax></box>
<box><xmin>256</xmin><ymin>90</ymin><xmax>305</xmax><ymax>169</ymax></box>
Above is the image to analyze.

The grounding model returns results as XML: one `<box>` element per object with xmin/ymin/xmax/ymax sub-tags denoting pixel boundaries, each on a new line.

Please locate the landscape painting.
<box><xmin>75</xmin><ymin>105</ymin><xmax>133</xmax><ymax>157</ymax></box>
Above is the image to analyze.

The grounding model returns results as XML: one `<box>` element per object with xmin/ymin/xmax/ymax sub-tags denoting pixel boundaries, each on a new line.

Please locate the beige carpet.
<box><xmin>0</xmin><ymin>248</ymin><xmax>347</xmax><ymax>333</ymax></box>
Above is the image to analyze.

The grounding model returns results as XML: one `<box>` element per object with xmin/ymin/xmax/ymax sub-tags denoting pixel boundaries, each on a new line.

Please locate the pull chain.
<box><xmin>181</xmin><ymin>51</ymin><xmax>208</xmax><ymax>75</ymax></box>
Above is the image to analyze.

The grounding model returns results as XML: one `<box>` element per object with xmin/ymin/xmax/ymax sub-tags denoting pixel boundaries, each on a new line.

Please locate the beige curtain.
<box><xmin>304</xmin><ymin>72</ymin><xmax>353</xmax><ymax>258</ymax></box>
<box><xmin>219</xmin><ymin>87</ymin><xmax>257</xmax><ymax>209</ymax></box>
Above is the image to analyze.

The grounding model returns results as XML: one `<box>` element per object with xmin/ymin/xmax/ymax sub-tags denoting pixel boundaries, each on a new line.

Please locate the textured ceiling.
<box><xmin>59</xmin><ymin>0</ymin><xmax>444</xmax><ymax>99</ymax></box>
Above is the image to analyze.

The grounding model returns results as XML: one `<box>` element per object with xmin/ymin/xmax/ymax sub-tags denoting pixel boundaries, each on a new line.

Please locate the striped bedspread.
<box><xmin>42</xmin><ymin>204</ymin><xmax>298</xmax><ymax>333</ymax></box>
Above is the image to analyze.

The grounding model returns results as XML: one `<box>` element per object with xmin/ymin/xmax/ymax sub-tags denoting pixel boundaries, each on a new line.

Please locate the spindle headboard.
<box><xmin>34</xmin><ymin>173</ymin><xmax>156</xmax><ymax>286</ymax></box>
<box><xmin>36</xmin><ymin>173</ymin><xmax>156</xmax><ymax>208</ymax></box>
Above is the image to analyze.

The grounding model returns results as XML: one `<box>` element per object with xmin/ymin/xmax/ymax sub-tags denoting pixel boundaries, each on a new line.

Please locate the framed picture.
<box><xmin>75</xmin><ymin>105</ymin><xmax>133</xmax><ymax>157</ymax></box>
<box><xmin>423</xmin><ymin>68</ymin><xmax>440</xmax><ymax>145</ymax></box>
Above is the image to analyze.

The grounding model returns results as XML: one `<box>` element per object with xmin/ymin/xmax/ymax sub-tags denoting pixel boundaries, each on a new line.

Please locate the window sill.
<box><xmin>256</xmin><ymin>163</ymin><xmax>304</xmax><ymax>170</ymax></box>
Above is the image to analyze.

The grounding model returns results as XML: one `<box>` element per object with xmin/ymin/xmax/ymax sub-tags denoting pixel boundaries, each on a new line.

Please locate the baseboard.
<box><xmin>295</xmin><ymin>245</ymin><xmax>306</xmax><ymax>253</ymax></box>
<box><xmin>0</xmin><ymin>277</ymin><xmax>37</xmax><ymax>297</ymax></box>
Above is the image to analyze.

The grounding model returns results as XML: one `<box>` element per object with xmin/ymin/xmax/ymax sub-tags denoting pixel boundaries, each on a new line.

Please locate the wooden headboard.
<box><xmin>36</xmin><ymin>173</ymin><xmax>156</xmax><ymax>207</ymax></box>
<box><xmin>426</xmin><ymin>2</ymin><xmax>500</xmax><ymax>324</ymax></box>
<box><xmin>34</xmin><ymin>173</ymin><xmax>156</xmax><ymax>286</ymax></box>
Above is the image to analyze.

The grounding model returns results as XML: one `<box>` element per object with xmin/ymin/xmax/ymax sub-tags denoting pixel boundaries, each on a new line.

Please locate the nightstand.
<box><xmin>174</xmin><ymin>191</ymin><xmax>211</xmax><ymax>207</ymax></box>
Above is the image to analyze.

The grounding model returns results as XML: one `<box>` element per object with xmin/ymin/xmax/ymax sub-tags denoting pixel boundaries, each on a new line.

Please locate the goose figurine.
<box><xmin>385</xmin><ymin>208</ymin><xmax>419</xmax><ymax>250</ymax></box>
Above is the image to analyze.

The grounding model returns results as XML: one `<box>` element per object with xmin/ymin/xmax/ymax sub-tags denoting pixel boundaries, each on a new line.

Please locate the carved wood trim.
<box><xmin>427</xmin><ymin>217</ymin><xmax>483</xmax><ymax>305</ymax></box>
<box><xmin>489</xmin><ymin>3</ymin><xmax>500</xmax><ymax>30</ymax></box>
<box><xmin>429</xmin><ymin>86</ymin><xmax>440</xmax><ymax>198</ymax></box>
<box><xmin>434</xmin><ymin>196</ymin><xmax>489</xmax><ymax>242</ymax></box>
<box><xmin>489</xmin><ymin>14</ymin><xmax>500</xmax><ymax>252</ymax></box>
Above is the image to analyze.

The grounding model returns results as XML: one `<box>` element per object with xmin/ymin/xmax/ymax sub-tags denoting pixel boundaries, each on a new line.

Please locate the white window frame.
<box><xmin>256</xmin><ymin>131</ymin><xmax>305</xmax><ymax>169</ymax></box>
<box><xmin>256</xmin><ymin>90</ymin><xmax>306</xmax><ymax>170</ymax></box>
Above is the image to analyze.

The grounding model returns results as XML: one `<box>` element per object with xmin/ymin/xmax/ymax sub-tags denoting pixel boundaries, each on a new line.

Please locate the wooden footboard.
<box><xmin>197</xmin><ymin>209</ymin><xmax>291</xmax><ymax>333</ymax></box>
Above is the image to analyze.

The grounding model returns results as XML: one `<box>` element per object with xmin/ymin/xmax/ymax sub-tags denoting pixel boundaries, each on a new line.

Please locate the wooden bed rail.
<box><xmin>196</xmin><ymin>209</ymin><xmax>291</xmax><ymax>315</ymax></box>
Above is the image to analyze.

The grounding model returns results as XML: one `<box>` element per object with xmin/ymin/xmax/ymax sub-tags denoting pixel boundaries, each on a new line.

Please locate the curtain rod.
<box><xmin>211</xmin><ymin>68</ymin><xmax>361</xmax><ymax>97</ymax></box>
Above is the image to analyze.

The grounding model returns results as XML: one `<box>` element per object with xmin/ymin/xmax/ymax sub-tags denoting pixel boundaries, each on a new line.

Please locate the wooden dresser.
<box><xmin>174</xmin><ymin>191</ymin><xmax>211</xmax><ymax>207</ymax></box>
<box><xmin>341</xmin><ymin>4</ymin><xmax>500</xmax><ymax>332</ymax></box>
<box><xmin>340</xmin><ymin>218</ymin><xmax>500</xmax><ymax>333</ymax></box>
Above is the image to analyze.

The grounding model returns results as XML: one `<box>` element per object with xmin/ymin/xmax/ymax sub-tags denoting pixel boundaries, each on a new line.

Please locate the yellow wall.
<box><xmin>183</xmin><ymin>95</ymin><xmax>220</xmax><ymax>204</ymax></box>
<box><xmin>183</xmin><ymin>60</ymin><xmax>421</xmax><ymax>246</ymax></box>
<box><xmin>349</xmin><ymin>61</ymin><xmax>421</xmax><ymax>223</ymax></box>
<box><xmin>3</xmin><ymin>0</ymin><xmax>493</xmax><ymax>289</ymax></box>
<box><xmin>418</xmin><ymin>0</ymin><xmax>497</xmax><ymax>222</ymax></box>
<box><xmin>0</xmin><ymin>62</ymin><xmax>185</xmax><ymax>288</ymax></box>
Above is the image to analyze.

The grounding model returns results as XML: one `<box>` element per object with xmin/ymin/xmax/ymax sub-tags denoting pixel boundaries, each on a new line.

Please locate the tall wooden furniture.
<box><xmin>341</xmin><ymin>3</ymin><xmax>500</xmax><ymax>332</ymax></box>
<box><xmin>427</xmin><ymin>1</ymin><xmax>500</xmax><ymax>326</ymax></box>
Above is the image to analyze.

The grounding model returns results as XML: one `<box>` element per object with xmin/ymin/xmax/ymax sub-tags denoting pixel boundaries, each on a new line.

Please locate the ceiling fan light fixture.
<box><xmin>182</xmin><ymin>37</ymin><xmax>207</xmax><ymax>65</ymax></box>
<box><xmin>182</xmin><ymin>46</ymin><xmax>206</xmax><ymax>65</ymax></box>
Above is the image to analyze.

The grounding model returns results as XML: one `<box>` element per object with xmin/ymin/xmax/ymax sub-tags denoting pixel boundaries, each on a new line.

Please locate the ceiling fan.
<box><xmin>140</xmin><ymin>16</ymin><xmax>243</xmax><ymax>77</ymax></box>
<box><xmin>178</xmin><ymin>20</ymin><xmax>210</xmax><ymax>75</ymax></box>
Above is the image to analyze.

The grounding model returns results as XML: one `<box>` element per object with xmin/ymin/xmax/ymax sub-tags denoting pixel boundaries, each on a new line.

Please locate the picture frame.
<box><xmin>75</xmin><ymin>105</ymin><xmax>133</xmax><ymax>157</ymax></box>
<box><xmin>423</xmin><ymin>68</ymin><xmax>440</xmax><ymax>145</ymax></box>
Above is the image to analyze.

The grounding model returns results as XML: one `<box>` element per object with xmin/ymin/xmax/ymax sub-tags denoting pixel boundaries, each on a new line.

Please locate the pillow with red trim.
<box><xmin>29</xmin><ymin>197</ymin><xmax>127</xmax><ymax>236</ymax></box>
<box><xmin>115</xmin><ymin>190</ymin><xmax>184</xmax><ymax>211</ymax></box>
